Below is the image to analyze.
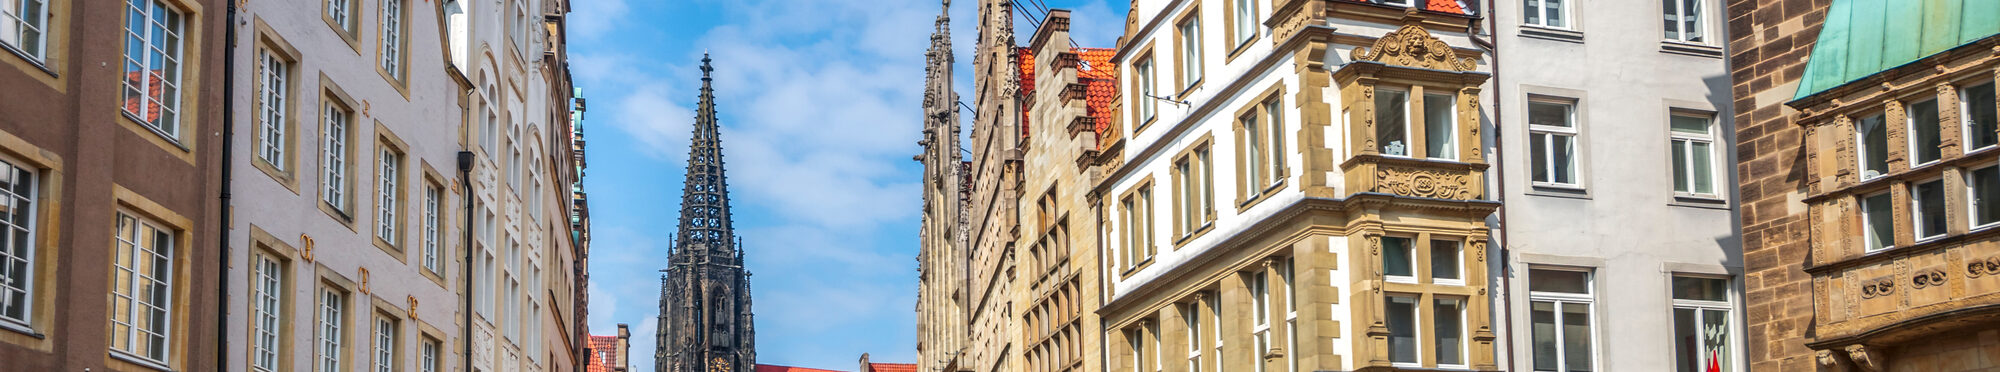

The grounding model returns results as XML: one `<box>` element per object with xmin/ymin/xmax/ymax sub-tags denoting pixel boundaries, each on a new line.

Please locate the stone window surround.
<box><xmin>251</xmin><ymin>19</ymin><xmax>305</xmax><ymax>193</ymax></box>
<box><xmin>0</xmin><ymin>133</ymin><xmax>59</xmax><ymax>349</ymax></box>
<box><xmin>372</xmin><ymin>124</ymin><xmax>412</xmax><ymax>262</ymax></box>
<box><xmin>106</xmin><ymin>185</ymin><xmax>195</xmax><ymax>372</ymax></box>
<box><xmin>246</xmin><ymin>225</ymin><xmax>301</xmax><ymax>372</ymax></box>
<box><xmin>1518</xmin><ymin>85</ymin><xmax>1593</xmax><ymax>199</ymax></box>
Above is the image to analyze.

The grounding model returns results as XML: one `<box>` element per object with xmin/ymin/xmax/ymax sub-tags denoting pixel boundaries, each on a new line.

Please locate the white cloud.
<box><xmin>569</xmin><ymin>0</ymin><xmax>630</xmax><ymax>40</ymax></box>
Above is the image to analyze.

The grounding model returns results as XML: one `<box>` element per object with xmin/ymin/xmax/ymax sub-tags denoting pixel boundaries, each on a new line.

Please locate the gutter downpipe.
<box><xmin>218</xmin><ymin>0</ymin><xmax>239</xmax><ymax>369</ymax></box>
<box><xmin>1466</xmin><ymin>1</ymin><xmax>1513</xmax><ymax>370</ymax></box>
<box><xmin>459</xmin><ymin>151</ymin><xmax>476</xmax><ymax>372</ymax></box>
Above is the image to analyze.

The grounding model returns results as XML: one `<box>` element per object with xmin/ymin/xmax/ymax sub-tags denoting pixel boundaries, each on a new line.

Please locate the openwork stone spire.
<box><xmin>676</xmin><ymin>53</ymin><xmax>737</xmax><ymax>255</ymax></box>
<box><xmin>658</xmin><ymin>53</ymin><xmax>754</xmax><ymax>372</ymax></box>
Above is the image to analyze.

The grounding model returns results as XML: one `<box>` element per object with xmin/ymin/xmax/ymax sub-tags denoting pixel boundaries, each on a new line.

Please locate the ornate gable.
<box><xmin>1349</xmin><ymin>20</ymin><xmax>1476</xmax><ymax>72</ymax></box>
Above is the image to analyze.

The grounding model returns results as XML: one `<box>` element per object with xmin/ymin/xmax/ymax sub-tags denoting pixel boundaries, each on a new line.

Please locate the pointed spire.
<box><xmin>674</xmin><ymin>53</ymin><xmax>736</xmax><ymax>258</ymax></box>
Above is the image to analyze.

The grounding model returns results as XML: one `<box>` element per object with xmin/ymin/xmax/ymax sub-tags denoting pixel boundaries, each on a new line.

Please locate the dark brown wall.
<box><xmin>0</xmin><ymin>0</ymin><xmax>226</xmax><ymax>370</ymax></box>
<box><xmin>1725</xmin><ymin>0</ymin><xmax>1830</xmax><ymax>371</ymax></box>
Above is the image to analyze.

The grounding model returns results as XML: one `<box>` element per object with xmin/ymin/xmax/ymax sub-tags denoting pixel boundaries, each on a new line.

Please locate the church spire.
<box><xmin>675</xmin><ymin>53</ymin><xmax>737</xmax><ymax>257</ymax></box>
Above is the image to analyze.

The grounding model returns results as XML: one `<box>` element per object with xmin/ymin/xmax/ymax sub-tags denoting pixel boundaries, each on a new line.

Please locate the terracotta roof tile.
<box><xmin>865</xmin><ymin>363</ymin><xmax>918</xmax><ymax>372</ymax></box>
<box><xmin>1340</xmin><ymin>0</ymin><xmax>1469</xmax><ymax>15</ymax></box>
<box><xmin>756</xmin><ymin>364</ymin><xmax>848</xmax><ymax>372</ymax></box>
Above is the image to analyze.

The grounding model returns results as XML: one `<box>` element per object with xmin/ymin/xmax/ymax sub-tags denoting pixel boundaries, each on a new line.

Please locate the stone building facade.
<box><xmin>1727</xmin><ymin>0</ymin><xmax>2000</xmax><ymax>371</ymax></box>
<box><xmin>916</xmin><ymin>2</ymin><xmax>970</xmax><ymax>372</ymax></box>
<box><xmin>0</xmin><ymin>0</ymin><xmax>229</xmax><ymax>369</ymax></box>
<box><xmin>655</xmin><ymin>55</ymin><xmax>758</xmax><ymax>372</ymax></box>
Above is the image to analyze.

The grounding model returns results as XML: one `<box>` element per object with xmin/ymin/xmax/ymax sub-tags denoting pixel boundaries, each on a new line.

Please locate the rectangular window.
<box><xmin>1671</xmin><ymin>114</ymin><xmax>1717</xmax><ymax>196</ymax></box>
<box><xmin>121</xmin><ymin>0</ymin><xmax>188</xmax><ymax>138</ymax></box>
<box><xmin>1435</xmin><ymin>297</ymin><xmax>1466</xmax><ymax>367</ymax></box>
<box><xmin>1281</xmin><ymin>259</ymin><xmax>1297</xmax><ymax>372</ymax></box>
<box><xmin>1128</xmin><ymin>328</ymin><xmax>1145</xmax><ymax>372</ymax></box>
<box><xmin>1250</xmin><ymin>273</ymin><xmax>1270</xmax><ymax>372</ymax></box>
<box><xmin>1662</xmin><ymin>0</ymin><xmax>1704</xmax><ymax>43</ymax></box>
<box><xmin>1383</xmin><ymin>236</ymin><xmax>1415</xmax><ymax>282</ymax></box>
<box><xmin>481</xmin><ymin>109</ymin><xmax>498</xmax><ymax>154</ymax></box>
<box><xmin>379</xmin><ymin>0</ymin><xmax>404</xmax><ymax>79</ymax></box>
<box><xmin>1910</xmin><ymin>99</ymin><xmax>1943</xmax><ymax>165</ymax></box>
<box><xmin>251</xmin><ymin>254</ymin><xmax>284</xmax><ymax>372</ymax></box>
<box><xmin>1529</xmin><ymin>268</ymin><xmax>1594</xmax><ymax>372</ymax></box>
<box><xmin>109</xmin><ymin>211</ymin><xmax>176</xmax><ymax>365</ymax></box>
<box><xmin>1529</xmin><ymin>100</ymin><xmax>1580</xmax><ymax>186</ymax></box>
<box><xmin>324</xmin><ymin>102</ymin><xmax>352</xmax><ymax>211</ymax></box>
<box><xmin>325</xmin><ymin>0</ymin><xmax>351</xmax><ymax>32</ymax></box>
<box><xmin>1264</xmin><ymin>98</ymin><xmax>1285</xmax><ymax>184</ymax></box>
<box><xmin>0</xmin><ymin>0</ymin><xmax>50</xmax><ymax>61</ymax></box>
<box><xmin>1861</xmin><ymin>192</ymin><xmax>1894</xmax><ymax>252</ymax></box>
<box><xmin>1137</xmin><ymin>57</ymin><xmax>1156</xmax><ymax>124</ymax></box>
<box><xmin>1174</xmin><ymin>144</ymin><xmax>1213</xmax><ymax>239</ymax></box>
<box><xmin>1425</xmin><ymin>93</ymin><xmax>1457</xmax><ymax>160</ymax></box>
<box><xmin>257</xmin><ymin>50</ymin><xmax>290</xmax><ymax>169</ymax></box>
<box><xmin>1231</xmin><ymin>0</ymin><xmax>1254</xmax><ymax>46</ymax></box>
<box><xmin>374</xmin><ymin>315</ymin><xmax>397</xmax><ymax>372</ymax></box>
<box><xmin>0</xmin><ymin>160</ymin><xmax>35</xmax><ymax>330</ymax></box>
<box><xmin>1186</xmin><ymin>303</ymin><xmax>1201</xmax><ymax>372</ymax></box>
<box><xmin>1857</xmin><ymin>113</ymin><xmax>1888</xmax><ymax>179</ymax></box>
<box><xmin>1386</xmin><ymin>295</ymin><xmax>1419</xmax><ymax>365</ymax></box>
<box><xmin>1211</xmin><ymin>294</ymin><xmax>1224</xmax><ymax>372</ymax></box>
<box><xmin>1241</xmin><ymin>111</ymin><xmax>1263</xmax><ymax>193</ymax></box>
<box><xmin>1671</xmin><ymin>276</ymin><xmax>1732</xmax><ymax>372</ymax></box>
<box><xmin>1967</xmin><ymin>82</ymin><xmax>1999</xmax><ymax>151</ymax></box>
<box><xmin>1377</xmin><ymin>88</ymin><xmax>1410</xmax><ymax>156</ymax></box>
<box><xmin>1177</xmin><ymin>16</ymin><xmax>1201</xmax><ymax>90</ymax></box>
<box><xmin>319</xmin><ymin>287</ymin><xmax>346</xmax><ymax>372</ymax></box>
<box><xmin>422</xmin><ymin>185</ymin><xmax>441</xmax><ymax>272</ymax></box>
<box><xmin>1970</xmin><ymin>165</ymin><xmax>2000</xmax><ymax>228</ymax></box>
<box><xmin>1431</xmin><ymin>239</ymin><xmax>1462</xmax><ymax>285</ymax></box>
<box><xmin>1523</xmin><ymin>0</ymin><xmax>1567</xmax><ymax>28</ymax></box>
<box><xmin>421</xmin><ymin>338</ymin><xmax>440</xmax><ymax>372</ymax></box>
<box><xmin>1913</xmin><ymin>179</ymin><xmax>1946</xmax><ymax>241</ymax></box>
<box><xmin>378</xmin><ymin>148</ymin><xmax>401</xmax><ymax>242</ymax></box>
<box><xmin>509</xmin><ymin>145</ymin><xmax>522</xmax><ymax>194</ymax></box>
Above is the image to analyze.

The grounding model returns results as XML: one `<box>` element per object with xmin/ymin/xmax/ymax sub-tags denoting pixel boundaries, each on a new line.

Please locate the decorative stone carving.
<box><xmin>1816</xmin><ymin>349</ymin><xmax>1840</xmax><ymax>368</ymax></box>
<box><xmin>1911</xmin><ymin>269</ymin><xmax>1948</xmax><ymax>289</ymax></box>
<box><xmin>1349</xmin><ymin>24</ymin><xmax>1478</xmax><ymax>72</ymax></box>
<box><xmin>1376</xmin><ymin>166</ymin><xmax>1475</xmax><ymax>199</ymax></box>
<box><xmin>1967</xmin><ymin>257</ymin><xmax>2000</xmax><ymax>278</ymax></box>
<box><xmin>1845</xmin><ymin>344</ymin><xmax>1884</xmax><ymax>372</ymax></box>
<box><xmin>1859</xmin><ymin>277</ymin><xmax>1894</xmax><ymax>299</ymax></box>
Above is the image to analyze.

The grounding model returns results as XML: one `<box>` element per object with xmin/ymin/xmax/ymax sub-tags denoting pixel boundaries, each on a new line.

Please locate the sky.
<box><xmin>569</xmin><ymin>0</ymin><xmax>1128</xmax><ymax>370</ymax></box>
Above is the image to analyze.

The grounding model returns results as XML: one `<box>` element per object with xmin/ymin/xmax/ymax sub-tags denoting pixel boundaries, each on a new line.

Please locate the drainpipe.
<box><xmin>217</xmin><ymin>0</ymin><xmax>239</xmax><ymax>369</ymax></box>
<box><xmin>1465</xmin><ymin>1</ymin><xmax>1514</xmax><ymax>370</ymax></box>
<box><xmin>459</xmin><ymin>150</ymin><xmax>476</xmax><ymax>372</ymax></box>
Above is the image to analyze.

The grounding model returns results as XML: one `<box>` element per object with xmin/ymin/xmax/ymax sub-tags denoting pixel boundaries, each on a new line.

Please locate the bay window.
<box><xmin>1969</xmin><ymin>165</ymin><xmax>2000</xmax><ymax>228</ymax></box>
<box><xmin>1857</xmin><ymin>113</ymin><xmax>1888</xmax><ymax>179</ymax></box>
<box><xmin>1913</xmin><ymin>179</ymin><xmax>1945</xmax><ymax>241</ymax></box>
<box><xmin>1861</xmin><ymin>191</ymin><xmax>1894</xmax><ymax>252</ymax></box>
<box><xmin>1377</xmin><ymin>89</ymin><xmax>1410</xmax><ymax>156</ymax></box>
<box><xmin>1386</xmin><ymin>295</ymin><xmax>1420</xmax><ymax>366</ymax></box>
<box><xmin>1909</xmin><ymin>99</ymin><xmax>1942</xmax><ymax>166</ymax></box>
<box><xmin>1383</xmin><ymin>236</ymin><xmax>1415</xmax><ymax>283</ymax></box>
<box><xmin>1966</xmin><ymin>82</ymin><xmax>1998</xmax><ymax>151</ymax></box>
<box><xmin>1425</xmin><ymin>94</ymin><xmax>1457</xmax><ymax>160</ymax></box>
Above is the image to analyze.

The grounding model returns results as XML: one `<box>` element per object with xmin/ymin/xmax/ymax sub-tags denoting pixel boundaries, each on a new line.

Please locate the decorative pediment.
<box><xmin>1349</xmin><ymin>23</ymin><xmax>1477</xmax><ymax>72</ymax></box>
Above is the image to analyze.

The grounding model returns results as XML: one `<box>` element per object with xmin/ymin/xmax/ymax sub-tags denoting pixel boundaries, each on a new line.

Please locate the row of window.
<box><xmin>1127</xmin><ymin>259</ymin><xmax>1297</xmax><ymax>372</ymax></box>
<box><xmin>1524</xmin><ymin>98</ymin><xmax>1726</xmax><ymax>198</ymax></box>
<box><xmin>1522</xmin><ymin>0</ymin><xmax>1714</xmax><ymax>45</ymax></box>
<box><xmin>251</xmin><ymin>250</ymin><xmax>444</xmax><ymax>372</ymax></box>
<box><xmin>1858</xmin><ymin>161</ymin><xmax>2000</xmax><ymax>252</ymax></box>
<box><xmin>1852</xmin><ymin>82</ymin><xmax>1999</xmax><ymax>179</ymax></box>
<box><xmin>1517</xmin><ymin>269</ymin><xmax>1733</xmax><ymax>372</ymax></box>
<box><xmin>298</xmin><ymin>90</ymin><xmax>449</xmax><ymax>273</ymax></box>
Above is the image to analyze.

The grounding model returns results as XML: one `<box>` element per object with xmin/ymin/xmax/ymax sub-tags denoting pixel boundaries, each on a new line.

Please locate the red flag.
<box><xmin>1705</xmin><ymin>349</ymin><xmax>1722</xmax><ymax>372</ymax></box>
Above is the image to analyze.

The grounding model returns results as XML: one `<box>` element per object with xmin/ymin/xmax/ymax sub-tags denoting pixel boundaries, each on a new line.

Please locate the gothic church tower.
<box><xmin>657</xmin><ymin>54</ymin><xmax>756</xmax><ymax>372</ymax></box>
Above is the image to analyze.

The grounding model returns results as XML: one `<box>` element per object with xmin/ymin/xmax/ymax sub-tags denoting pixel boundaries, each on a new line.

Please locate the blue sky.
<box><xmin>569</xmin><ymin>0</ymin><xmax>1126</xmax><ymax>370</ymax></box>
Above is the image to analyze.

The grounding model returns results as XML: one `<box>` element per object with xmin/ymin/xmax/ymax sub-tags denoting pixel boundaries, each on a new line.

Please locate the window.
<box><xmin>508</xmin><ymin>145</ymin><xmax>522</xmax><ymax>194</ymax></box>
<box><xmin>1529</xmin><ymin>268</ymin><xmax>1594</xmax><ymax>372</ymax></box>
<box><xmin>1861</xmin><ymin>192</ymin><xmax>1894</xmax><ymax>252</ymax></box>
<box><xmin>1529</xmin><ymin>100</ymin><xmax>1580</xmax><ymax>187</ymax></box>
<box><xmin>1150</xmin><ymin>322</ymin><xmax>1162</xmax><ymax>372</ymax></box>
<box><xmin>1185</xmin><ymin>303</ymin><xmax>1201</xmax><ymax>372</ymax></box>
<box><xmin>1250</xmin><ymin>273</ymin><xmax>1270</xmax><ymax>372</ymax></box>
<box><xmin>324</xmin><ymin>101</ymin><xmax>353</xmax><ymax>211</ymax></box>
<box><xmin>0</xmin><ymin>0</ymin><xmax>49</xmax><ymax>61</ymax></box>
<box><xmin>442</xmin><ymin>0</ymin><xmax>468</xmax><ymax>69</ymax></box>
<box><xmin>506</xmin><ymin>241</ymin><xmax>520</xmax><ymax>341</ymax></box>
<box><xmin>1523</xmin><ymin>0</ymin><xmax>1567</xmax><ymax>28</ymax></box>
<box><xmin>510</xmin><ymin>1</ymin><xmax>527</xmax><ymax>53</ymax></box>
<box><xmin>1671</xmin><ymin>114</ymin><xmax>1718</xmax><ymax>196</ymax></box>
<box><xmin>0</xmin><ymin>160</ymin><xmax>36</xmax><ymax>330</ymax></box>
<box><xmin>1137</xmin><ymin>57</ymin><xmax>1157</xmax><ymax>124</ymax></box>
<box><xmin>251</xmin><ymin>253</ymin><xmax>285</xmax><ymax>372</ymax></box>
<box><xmin>1909</xmin><ymin>99</ymin><xmax>1942</xmax><ymax>166</ymax></box>
<box><xmin>422</xmin><ymin>185</ymin><xmax>441</xmax><ymax>272</ymax></box>
<box><xmin>120</xmin><ymin>0</ymin><xmax>188</xmax><ymax>139</ymax></box>
<box><xmin>1856</xmin><ymin>113</ymin><xmax>1888</xmax><ymax>179</ymax></box>
<box><xmin>1239</xmin><ymin>96</ymin><xmax>1286</xmax><ymax>196</ymax></box>
<box><xmin>481</xmin><ymin>108</ymin><xmax>498</xmax><ymax>154</ymax></box>
<box><xmin>1174</xmin><ymin>144</ymin><xmax>1213</xmax><ymax>239</ymax></box>
<box><xmin>1913</xmin><ymin>179</ymin><xmax>1945</xmax><ymax>241</ymax></box>
<box><xmin>1969</xmin><ymin>165</ymin><xmax>2000</xmax><ymax>229</ymax></box>
<box><xmin>1662</xmin><ymin>0</ymin><xmax>1703</xmax><ymax>43</ymax></box>
<box><xmin>1966</xmin><ymin>82</ymin><xmax>1999</xmax><ymax>151</ymax></box>
<box><xmin>1671</xmin><ymin>276</ymin><xmax>1732</xmax><ymax>372</ymax></box>
<box><xmin>379</xmin><ymin>0</ymin><xmax>405</xmax><ymax>79</ymax></box>
<box><xmin>1431</xmin><ymin>239</ymin><xmax>1462</xmax><ymax>285</ymax></box>
<box><xmin>1425</xmin><ymin>93</ymin><xmax>1457</xmax><ymax>160</ymax></box>
<box><xmin>1230</xmin><ymin>0</ymin><xmax>1254</xmax><ymax>47</ymax></box>
<box><xmin>1435</xmin><ymin>297</ymin><xmax>1467</xmax><ymax>368</ymax></box>
<box><xmin>319</xmin><ymin>287</ymin><xmax>347</xmax><ymax>372</ymax></box>
<box><xmin>1211</xmin><ymin>294</ymin><xmax>1224</xmax><ymax>372</ymax></box>
<box><xmin>1128</xmin><ymin>328</ymin><xmax>1145</xmax><ymax>372</ymax></box>
<box><xmin>1177</xmin><ymin>15</ymin><xmax>1202</xmax><ymax>91</ymax></box>
<box><xmin>109</xmin><ymin>211</ymin><xmax>176</xmax><ymax>365</ymax></box>
<box><xmin>478</xmin><ymin>251</ymin><xmax>494</xmax><ymax>318</ymax></box>
<box><xmin>374</xmin><ymin>315</ymin><xmax>398</xmax><ymax>372</ymax></box>
<box><xmin>1386</xmin><ymin>295</ymin><xmax>1419</xmax><ymax>366</ymax></box>
<box><xmin>325</xmin><ymin>0</ymin><xmax>353</xmax><ymax>33</ymax></box>
<box><xmin>378</xmin><ymin>148</ymin><xmax>402</xmax><ymax>243</ymax></box>
<box><xmin>257</xmin><ymin>50</ymin><xmax>290</xmax><ymax>170</ymax></box>
<box><xmin>421</xmin><ymin>338</ymin><xmax>440</xmax><ymax>372</ymax></box>
<box><xmin>1281</xmin><ymin>259</ymin><xmax>1297</xmax><ymax>372</ymax></box>
<box><xmin>1240</xmin><ymin>110</ymin><xmax>1264</xmax><ymax>192</ymax></box>
<box><xmin>1382</xmin><ymin>236</ymin><xmax>1415</xmax><ymax>282</ymax></box>
<box><xmin>1264</xmin><ymin>98</ymin><xmax>1286</xmax><ymax>184</ymax></box>
<box><xmin>1377</xmin><ymin>88</ymin><xmax>1410</xmax><ymax>156</ymax></box>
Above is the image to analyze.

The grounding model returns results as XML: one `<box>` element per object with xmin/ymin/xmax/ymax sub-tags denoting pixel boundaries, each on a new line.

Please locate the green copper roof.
<box><xmin>1793</xmin><ymin>0</ymin><xmax>2000</xmax><ymax>100</ymax></box>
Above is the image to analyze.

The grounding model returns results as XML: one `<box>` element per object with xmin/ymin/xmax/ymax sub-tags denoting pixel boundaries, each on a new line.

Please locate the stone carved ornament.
<box><xmin>1858</xmin><ymin>277</ymin><xmax>1895</xmax><ymax>299</ymax></box>
<box><xmin>1376</xmin><ymin>166</ymin><xmax>1474</xmax><ymax>199</ymax></box>
<box><xmin>1910</xmin><ymin>269</ymin><xmax>1947</xmax><ymax>289</ymax></box>
<box><xmin>1349</xmin><ymin>24</ymin><xmax>1477</xmax><ymax>72</ymax></box>
<box><xmin>1968</xmin><ymin>257</ymin><xmax>2000</xmax><ymax>278</ymax></box>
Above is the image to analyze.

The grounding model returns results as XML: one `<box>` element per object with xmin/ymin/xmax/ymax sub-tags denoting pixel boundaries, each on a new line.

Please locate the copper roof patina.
<box><xmin>1793</xmin><ymin>0</ymin><xmax>2000</xmax><ymax>101</ymax></box>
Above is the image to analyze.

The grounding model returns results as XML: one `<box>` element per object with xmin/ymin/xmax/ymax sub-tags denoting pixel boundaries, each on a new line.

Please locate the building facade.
<box><xmin>223</xmin><ymin>0</ymin><xmax>585</xmax><ymax>371</ymax></box>
<box><xmin>656</xmin><ymin>55</ymin><xmax>758</xmax><ymax>372</ymax></box>
<box><xmin>0</xmin><ymin>0</ymin><xmax>229</xmax><ymax>369</ymax></box>
<box><xmin>1728</xmin><ymin>0</ymin><xmax>2000</xmax><ymax>370</ymax></box>
<box><xmin>1487</xmin><ymin>0</ymin><xmax>1745</xmax><ymax>370</ymax></box>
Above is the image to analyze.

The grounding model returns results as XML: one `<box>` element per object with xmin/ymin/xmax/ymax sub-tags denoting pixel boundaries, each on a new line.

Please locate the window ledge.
<box><xmin>0</xmin><ymin>43</ymin><xmax>57</xmax><ymax>77</ymax></box>
<box><xmin>110</xmin><ymin>351</ymin><xmax>176</xmax><ymax>372</ymax></box>
<box><xmin>1526</xmin><ymin>183</ymin><xmax>1590</xmax><ymax>199</ymax></box>
<box><xmin>1518</xmin><ymin>26</ymin><xmax>1583</xmax><ymax>44</ymax></box>
<box><xmin>1670</xmin><ymin>194</ymin><xmax>1730</xmax><ymax>209</ymax></box>
<box><xmin>0</xmin><ymin>321</ymin><xmax>43</xmax><ymax>339</ymax></box>
<box><xmin>1660</xmin><ymin>41</ymin><xmax>1723</xmax><ymax>58</ymax></box>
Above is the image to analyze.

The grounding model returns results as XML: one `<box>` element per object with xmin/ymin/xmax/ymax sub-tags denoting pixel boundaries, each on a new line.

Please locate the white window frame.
<box><xmin>323</xmin><ymin>102</ymin><xmax>351</xmax><ymax>211</ymax></box>
<box><xmin>319</xmin><ymin>287</ymin><xmax>346</xmax><ymax>372</ymax></box>
<box><xmin>1231</xmin><ymin>0</ymin><xmax>1254</xmax><ymax>47</ymax></box>
<box><xmin>1263</xmin><ymin>98</ymin><xmax>1286</xmax><ymax>188</ymax></box>
<box><xmin>1669</xmin><ymin>275</ymin><xmax>1735</xmax><ymax>372</ymax></box>
<box><xmin>1383</xmin><ymin>236</ymin><xmax>1417</xmax><ymax>284</ymax></box>
<box><xmin>1527</xmin><ymin>268</ymin><xmax>1597</xmax><ymax>372</ymax></box>
<box><xmin>1912</xmin><ymin>178</ymin><xmax>1947</xmax><ymax>242</ymax></box>
<box><xmin>1522</xmin><ymin>0</ymin><xmax>1569</xmax><ymax>29</ymax></box>
<box><xmin>379</xmin><ymin>0</ymin><xmax>404</xmax><ymax>79</ymax></box>
<box><xmin>1137</xmin><ymin>57</ymin><xmax>1157</xmax><ymax>124</ymax></box>
<box><xmin>0</xmin><ymin>0</ymin><xmax>52</xmax><ymax>62</ymax></box>
<box><xmin>0</xmin><ymin>158</ymin><xmax>36</xmax><ymax>332</ymax></box>
<box><xmin>1178</xmin><ymin>16</ymin><xmax>1202</xmax><ymax>91</ymax></box>
<box><xmin>1211</xmin><ymin>293</ymin><xmax>1224</xmax><ymax>372</ymax></box>
<box><xmin>1670</xmin><ymin>113</ymin><xmax>1720</xmax><ymax>197</ymax></box>
<box><xmin>251</xmin><ymin>253</ymin><xmax>283</xmax><ymax>372</ymax></box>
<box><xmin>258</xmin><ymin>50</ymin><xmax>290</xmax><ymax>170</ymax></box>
<box><xmin>1662</xmin><ymin>0</ymin><xmax>1706</xmax><ymax>44</ymax></box>
<box><xmin>109</xmin><ymin>211</ymin><xmax>176</xmax><ymax>367</ymax></box>
<box><xmin>1385</xmin><ymin>294</ymin><xmax>1421</xmax><ymax>368</ymax></box>
<box><xmin>1424</xmin><ymin>93</ymin><xmax>1457</xmax><ymax>160</ymax></box>
<box><xmin>120</xmin><ymin>0</ymin><xmax>189</xmax><ymax>139</ymax></box>
<box><xmin>374</xmin><ymin>315</ymin><xmax>397</xmax><ymax>372</ymax></box>
<box><xmin>1434</xmin><ymin>297</ymin><xmax>1468</xmax><ymax>369</ymax></box>
<box><xmin>1856</xmin><ymin>113</ymin><xmax>1889</xmax><ymax>180</ymax></box>
<box><xmin>1964</xmin><ymin>82</ymin><xmax>1999</xmax><ymax>152</ymax></box>
<box><xmin>421</xmin><ymin>339</ymin><xmax>439</xmax><ymax>372</ymax></box>
<box><xmin>1250</xmin><ymin>273</ymin><xmax>1270</xmax><ymax>372</ymax></box>
<box><xmin>1908</xmin><ymin>98</ymin><xmax>1944</xmax><ymax>167</ymax></box>
<box><xmin>1430</xmin><ymin>239</ymin><xmax>1464</xmax><ymax>286</ymax></box>
<box><xmin>422</xmin><ymin>185</ymin><xmax>441</xmax><ymax>272</ymax></box>
<box><xmin>1861</xmin><ymin>191</ymin><xmax>1894</xmax><ymax>252</ymax></box>
<box><xmin>378</xmin><ymin>148</ymin><xmax>400</xmax><ymax>242</ymax></box>
<box><xmin>1281</xmin><ymin>259</ymin><xmax>1297</xmax><ymax>372</ymax></box>
<box><xmin>1529</xmin><ymin>99</ymin><xmax>1582</xmax><ymax>188</ymax></box>
<box><xmin>1376</xmin><ymin>88</ymin><xmax>1412</xmax><ymax>157</ymax></box>
<box><xmin>1186</xmin><ymin>302</ymin><xmax>1202</xmax><ymax>372</ymax></box>
<box><xmin>325</xmin><ymin>0</ymin><xmax>351</xmax><ymax>30</ymax></box>
<box><xmin>1378</xmin><ymin>0</ymin><xmax>1415</xmax><ymax>6</ymax></box>
<box><xmin>1967</xmin><ymin>163</ymin><xmax>2000</xmax><ymax>230</ymax></box>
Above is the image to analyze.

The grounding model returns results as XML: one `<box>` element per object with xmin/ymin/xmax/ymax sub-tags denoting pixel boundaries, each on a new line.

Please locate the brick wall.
<box><xmin>1724</xmin><ymin>0</ymin><xmax>1831</xmax><ymax>371</ymax></box>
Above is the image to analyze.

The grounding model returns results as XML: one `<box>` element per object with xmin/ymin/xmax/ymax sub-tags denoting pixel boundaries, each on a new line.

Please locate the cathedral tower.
<box><xmin>657</xmin><ymin>54</ymin><xmax>756</xmax><ymax>372</ymax></box>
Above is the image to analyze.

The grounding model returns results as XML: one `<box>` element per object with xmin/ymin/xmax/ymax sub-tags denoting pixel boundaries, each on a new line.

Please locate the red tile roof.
<box><xmin>585</xmin><ymin>335</ymin><xmax>624</xmax><ymax>372</ymax></box>
<box><xmin>1016</xmin><ymin>47</ymin><xmax>1120</xmax><ymax>149</ymax></box>
<box><xmin>1343</xmin><ymin>0</ymin><xmax>1470</xmax><ymax>15</ymax></box>
<box><xmin>756</xmin><ymin>364</ymin><xmax>848</xmax><ymax>372</ymax></box>
<box><xmin>1018</xmin><ymin>47</ymin><xmax>1037</xmax><ymax>140</ymax></box>
<box><xmin>864</xmin><ymin>363</ymin><xmax>917</xmax><ymax>372</ymax></box>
